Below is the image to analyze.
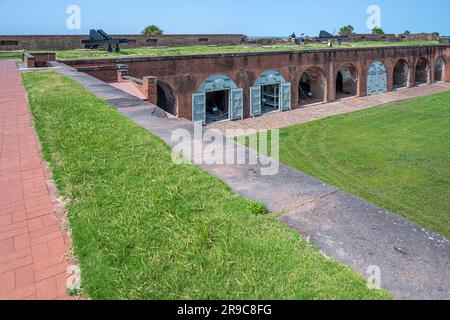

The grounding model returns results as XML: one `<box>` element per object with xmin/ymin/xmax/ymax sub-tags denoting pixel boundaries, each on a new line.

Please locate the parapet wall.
<box><xmin>245</xmin><ymin>33</ymin><xmax>439</xmax><ymax>45</ymax></box>
<box><xmin>0</xmin><ymin>34</ymin><xmax>247</xmax><ymax>51</ymax></box>
<box><xmin>347</xmin><ymin>33</ymin><xmax>439</xmax><ymax>42</ymax></box>
<box><xmin>1</xmin><ymin>33</ymin><xmax>440</xmax><ymax>51</ymax></box>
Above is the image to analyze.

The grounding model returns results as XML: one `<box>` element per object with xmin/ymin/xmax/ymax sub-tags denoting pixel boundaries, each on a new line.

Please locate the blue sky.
<box><xmin>0</xmin><ymin>0</ymin><xmax>449</xmax><ymax>36</ymax></box>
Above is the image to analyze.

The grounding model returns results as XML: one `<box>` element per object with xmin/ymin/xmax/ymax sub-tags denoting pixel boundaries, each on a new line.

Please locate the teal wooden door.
<box><xmin>230</xmin><ymin>88</ymin><xmax>243</xmax><ymax>120</ymax></box>
<box><xmin>192</xmin><ymin>93</ymin><xmax>206</xmax><ymax>125</ymax></box>
<box><xmin>367</xmin><ymin>61</ymin><xmax>387</xmax><ymax>95</ymax></box>
<box><xmin>280</xmin><ymin>82</ymin><xmax>292</xmax><ymax>111</ymax></box>
<box><xmin>250</xmin><ymin>86</ymin><xmax>262</xmax><ymax>117</ymax></box>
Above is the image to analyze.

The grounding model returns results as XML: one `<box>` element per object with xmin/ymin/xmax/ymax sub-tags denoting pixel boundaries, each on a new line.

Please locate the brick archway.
<box><xmin>434</xmin><ymin>56</ymin><xmax>446</xmax><ymax>82</ymax></box>
<box><xmin>392</xmin><ymin>59</ymin><xmax>410</xmax><ymax>89</ymax></box>
<box><xmin>157</xmin><ymin>80</ymin><xmax>178</xmax><ymax>116</ymax></box>
<box><xmin>414</xmin><ymin>57</ymin><xmax>431</xmax><ymax>85</ymax></box>
<box><xmin>298</xmin><ymin>66</ymin><xmax>327</xmax><ymax>106</ymax></box>
<box><xmin>335</xmin><ymin>63</ymin><xmax>359</xmax><ymax>100</ymax></box>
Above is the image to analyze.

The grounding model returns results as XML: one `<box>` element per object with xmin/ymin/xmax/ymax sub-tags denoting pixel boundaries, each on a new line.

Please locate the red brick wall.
<box><xmin>65</xmin><ymin>45</ymin><xmax>450</xmax><ymax>120</ymax></box>
<box><xmin>76</xmin><ymin>65</ymin><xmax>119</xmax><ymax>83</ymax></box>
<box><xmin>23</xmin><ymin>52</ymin><xmax>56</xmax><ymax>68</ymax></box>
<box><xmin>0</xmin><ymin>34</ymin><xmax>246</xmax><ymax>51</ymax></box>
<box><xmin>348</xmin><ymin>33</ymin><xmax>438</xmax><ymax>42</ymax></box>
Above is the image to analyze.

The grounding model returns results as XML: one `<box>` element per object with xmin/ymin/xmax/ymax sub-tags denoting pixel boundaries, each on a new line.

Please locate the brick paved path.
<box><xmin>210</xmin><ymin>82</ymin><xmax>450</xmax><ymax>135</ymax></box>
<box><xmin>0</xmin><ymin>61</ymin><xmax>73</xmax><ymax>300</ymax></box>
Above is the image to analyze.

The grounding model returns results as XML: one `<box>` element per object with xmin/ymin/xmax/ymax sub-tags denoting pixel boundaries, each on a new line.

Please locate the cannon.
<box><xmin>84</xmin><ymin>29</ymin><xmax>128</xmax><ymax>52</ymax></box>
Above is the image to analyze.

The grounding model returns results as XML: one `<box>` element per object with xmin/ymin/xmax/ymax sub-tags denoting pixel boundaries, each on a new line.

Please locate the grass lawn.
<box><xmin>248</xmin><ymin>92</ymin><xmax>450</xmax><ymax>238</ymax></box>
<box><xmin>22</xmin><ymin>71</ymin><xmax>390</xmax><ymax>300</ymax></box>
<box><xmin>4</xmin><ymin>41</ymin><xmax>436</xmax><ymax>61</ymax></box>
<box><xmin>2</xmin><ymin>41</ymin><xmax>439</xmax><ymax>62</ymax></box>
<box><xmin>0</xmin><ymin>50</ymin><xmax>24</xmax><ymax>62</ymax></box>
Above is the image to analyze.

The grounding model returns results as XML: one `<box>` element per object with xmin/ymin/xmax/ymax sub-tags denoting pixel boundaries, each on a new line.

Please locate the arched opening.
<box><xmin>393</xmin><ymin>59</ymin><xmax>409</xmax><ymax>90</ymax></box>
<box><xmin>335</xmin><ymin>64</ymin><xmax>358</xmax><ymax>100</ymax></box>
<box><xmin>253</xmin><ymin>71</ymin><xmax>288</xmax><ymax>115</ymax></box>
<box><xmin>415</xmin><ymin>57</ymin><xmax>430</xmax><ymax>85</ymax></box>
<box><xmin>206</xmin><ymin>90</ymin><xmax>229</xmax><ymax>123</ymax></box>
<box><xmin>299</xmin><ymin>67</ymin><xmax>326</xmax><ymax>106</ymax></box>
<box><xmin>435</xmin><ymin>57</ymin><xmax>445</xmax><ymax>82</ymax></box>
<box><xmin>336</xmin><ymin>71</ymin><xmax>344</xmax><ymax>93</ymax></box>
<box><xmin>157</xmin><ymin>82</ymin><xmax>177</xmax><ymax>117</ymax></box>
<box><xmin>367</xmin><ymin>61</ymin><xmax>387</xmax><ymax>95</ymax></box>
<box><xmin>194</xmin><ymin>75</ymin><xmax>242</xmax><ymax>125</ymax></box>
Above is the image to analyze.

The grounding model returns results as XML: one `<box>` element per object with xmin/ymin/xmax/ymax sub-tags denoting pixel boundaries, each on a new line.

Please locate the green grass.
<box><xmin>246</xmin><ymin>92</ymin><xmax>450</xmax><ymax>238</ymax></box>
<box><xmin>22</xmin><ymin>71</ymin><xmax>390</xmax><ymax>300</ymax></box>
<box><xmin>0</xmin><ymin>50</ymin><xmax>24</xmax><ymax>61</ymax></box>
<box><xmin>54</xmin><ymin>41</ymin><xmax>439</xmax><ymax>60</ymax></box>
<box><xmin>2</xmin><ymin>41</ymin><xmax>439</xmax><ymax>62</ymax></box>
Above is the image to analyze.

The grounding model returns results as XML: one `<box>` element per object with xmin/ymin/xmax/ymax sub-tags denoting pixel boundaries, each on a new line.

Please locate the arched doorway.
<box><xmin>250</xmin><ymin>71</ymin><xmax>291</xmax><ymax>117</ymax></box>
<box><xmin>157</xmin><ymin>82</ymin><xmax>177</xmax><ymax>116</ymax></box>
<box><xmin>299</xmin><ymin>67</ymin><xmax>326</xmax><ymax>106</ymax></box>
<box><xmin>367</xmin><ymin>61</ymin><xmax>387</xmax><ymax>95</ymax></box>
<box><xmin>435</xmin><ymin>57</ymin><xmax>445</xmax><ymax>82</ymax></box>
<box><xmin>415</xmin><ymin>57</ymin><xmax>430</xmax><ymax>85</ymax></box>
<box><xmin>393</xmin><ymin>59</ymin><xmax>409</xmax><ymax>90</ymax></box>
<box><xmin>192</xmin><ymin>75</ymin><xmax>243</xmax><ymax>125</ymax></box>
<box><xmin>335</xmin><ymin>64</ymin><xmax>358</xmax><ymax>100</ymax></box>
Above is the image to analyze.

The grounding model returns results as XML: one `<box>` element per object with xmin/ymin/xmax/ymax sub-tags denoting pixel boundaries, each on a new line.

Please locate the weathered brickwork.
<box><xmin>23</xmin><ymin>52</ymin><xmax>56</xmax><ymax>68</ymax></box>
<box><xmin>0</xmin><ymin>34</ymin><xmax>247</xmax><ymax>51</ymax></box>
<box><xmin>0</xmin><ymin>33</ymin><xmax>438</xmax><ymax>51</ymax></box>
<box><xmin>347</xmin><ymin>33</ymin><xmax>438</xmax><ymax>42</ymax></box>
<box><xmin>64</xmin><ymin>45</ymin><xmax>450</xmax><ymax>121</ymax></box>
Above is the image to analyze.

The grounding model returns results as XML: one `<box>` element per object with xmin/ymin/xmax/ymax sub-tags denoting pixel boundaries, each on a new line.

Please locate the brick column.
<box><xmin>327</xmin><ymin>62</ymin><xmax>336</xmax><ymax>102</ymax></box>
<box><xmin>446</xmin><ymin>58</ymin><xmax>450</xmax><ymax>82</ymax></box>
<box><xmin>428</xmin><ymin>60</ymin><xmax>433</xmax><ymax>84</ymax></box>
<box><xmin>240</xmin><ymin>70</ymin><xmax>251</xmax><ymax>119</ymax></box>
<box><xmin>117</xmin><ymin>65</ymin><xmax>129</xmax><ymax>82</ymax></box>
<box><xmin>358</xmin><ymin>72</ymin><xmax>367</xmax><ymax>97</ymax></box>
<box><xmin>408</xmin><ymin>64</ymin><xmax>415</xmax><ymax>88</ymax></box>
<box><xmin>289</xmin><ymin>65</ymin><xmax>299</xmax><ymax>109</ymax></box>
<box><xmin>387</xmin><ymin>63</ymin><xmax>394</xmax><ymax>92</ymax></box>
<box><xmin>143</xmin><ymin>76</ymin><xmax>158</xmax><ymax>105</ymax></box>
<box><xmin>24</xmin><ymin>54</ymin><xmax>35</xmax><ymax>68</ymax></box>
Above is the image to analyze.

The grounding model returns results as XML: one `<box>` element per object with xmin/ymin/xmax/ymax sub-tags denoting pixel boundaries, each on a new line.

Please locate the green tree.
<box><xmin>372</xmin><ymin>27</ymin><xmax>385</xmax><ymax>35</ymax></box>
<box><xmin>141</xmin><ymin>25</ymin><xmax>164</xmax><ymax>35</ymax></box>
<box><xmin>404</xmin><ymin>30</ymin><xmax>411</xmax><ymax>34</ymax></box>
<box><xmin>339</xmin><ymin>25</ymin><xmax>354</xmax><ymax>37</ymax></box>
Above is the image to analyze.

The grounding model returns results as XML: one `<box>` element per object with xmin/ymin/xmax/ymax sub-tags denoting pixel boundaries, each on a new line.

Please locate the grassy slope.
<box><xmin>22</xmin><ymin>71</ymin><xmax>389</xmax><ymax>300</ymax></box>
<box><xmin>253</xmin><ymin>92</ymin><xmax>450</xmax><ymax>237</ymax></box>
<box><xmin>53</xmin><ymin>41</ymin><xmax>438</xmax><ymax>59</ymax></box>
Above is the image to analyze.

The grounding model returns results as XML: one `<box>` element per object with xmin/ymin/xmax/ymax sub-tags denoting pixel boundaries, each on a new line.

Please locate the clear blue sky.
<box><xmin>1</xmin><ymin>0</ymin><xmax>449</xmax><ymax>36</ymax></box>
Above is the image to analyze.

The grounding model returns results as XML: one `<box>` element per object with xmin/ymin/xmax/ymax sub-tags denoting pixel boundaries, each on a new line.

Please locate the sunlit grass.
<box><xmin>54</xmin><ymin>41</ymin><xmax>440</xmax><ymax>59</ymax></box>
<box><xmin>246</xmin><ymin>92</ymin><xmax>450</xmax><ymax>237</ymax></box>
<box><xmin>22</xmin><ymin>71</ymin><xmax>391</xmax><ymax>300</ymax></box>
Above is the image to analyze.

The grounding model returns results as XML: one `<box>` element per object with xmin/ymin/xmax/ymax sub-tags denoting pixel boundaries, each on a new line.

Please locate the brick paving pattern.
<box><xmin>210</xmin><ymin>82</ymin><xmax>450</xmax><ymax>135</ymax></box>
<box><xmin>0</xmin><ymin>61</ymin><xmax>73</xmax><ymax>300</ymax></box>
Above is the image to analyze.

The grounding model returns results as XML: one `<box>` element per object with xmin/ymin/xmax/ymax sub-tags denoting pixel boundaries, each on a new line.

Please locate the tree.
<box><xmin>141</xmin><ymin>25</ymin><xmax>164</xmax><ymax>35</ymax></box>
<box><xmin>339</xmin><ymin>25</ymin><xmax>354</xmax><ymax>37</ymax></box>
<box><xmin>372</xmin><ymin>27</ymin><xmax>385</xmax><ymax>35</ymax></box>
<box><xmin>404</xmin><ymin>30</ymin><xmax>411</xmax><ymax>35</ymax></box>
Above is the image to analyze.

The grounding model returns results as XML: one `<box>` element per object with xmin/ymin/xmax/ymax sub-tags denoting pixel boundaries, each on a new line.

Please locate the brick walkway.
<box><xmin>210</xmin><ymin>82</ymin><xmax>450</xmax><ymax>135</ymax></box>
<box><xmin>0</xmin><ymin>61</ymin><xmax>73</xmax><ymax>300</ymax></box>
